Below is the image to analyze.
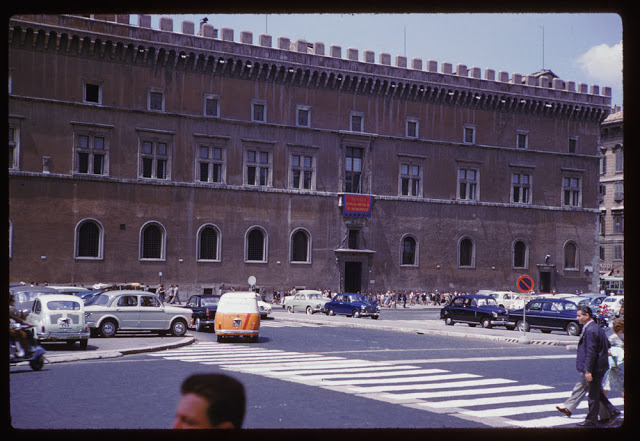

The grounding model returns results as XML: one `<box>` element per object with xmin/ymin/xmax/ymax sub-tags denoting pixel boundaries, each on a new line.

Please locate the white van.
<box><xmin>29</xmin><ymin>294</ymin><xmax>90</xmax><ymax>349</ymax></box>
<box><xmin>215</xmin><ymin>291</ymin><xmax>260</xmax><ymax>343</ymax></box>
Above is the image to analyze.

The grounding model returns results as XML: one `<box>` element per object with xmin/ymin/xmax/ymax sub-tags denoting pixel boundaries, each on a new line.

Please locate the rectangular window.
<box><xmin>246</xmin><ymin>149</ymin><xmax>271</xmax><ymax>186</ymax></box>
<box><xmin>345</xmin><ymin>147</ymin><xmax>363</xmax><ymax>193</ymax></box>
<box><xmin>197</xmin><ymin>145</ymin><xmax>224</xmax><ymax>183</ymax></box>
<box><xmin>615</xmin><ymin>151</ymin><xmax>623</xmax><ymax>172</ymax></box>
<box><xmin>291</xmin><ymin>154</ymin><xmax>314</xmax><ymax>189</ymax></box>
<box><xmin>612</xmin><ymin>212</ymin><xmax>624</xmax><ymax>234</ymax></box>
<box><xmin>350</xmin><ymin>113</ymin><xmax>363</xmax><ymax>132</ymax></box>
<box><xmin>139</xmin><ymin>139</ymin><xmax>170</xmax><ymax>180</ymax></box>
<box><xmin>148</xmin><ymin>90</ymin><xmax>164</xmax><ymax>111</ymax></box>
<box><xmin>74</xmin><ymin>133</ymin><xmax>108</xmax><ymax>175</ymax></box>
<box><xmin>600</xmin><ymin>155</ymin><xmax>607</xmax><ymax>175</ymax></box>
<box><xmin>568</xmin><ymin>137</ymin><xmax>577</xmax><ymax>153</ymax></box>
<box><xmin>296</xmin><ymin>106</ymin><xmax>310</xmax><ymax>127</ymax></box>
<box><xmin>406</xmin><ymin>119</ymin><xmax>418</xmax><ymax>138</ymax></box>
<box><xmin>613</xmin><ymin>244</ymin><xmax>623</xmax><ymax>260</ymax></box>
<box><xmin>400</xmin><ymin>164</ymin><xmax>421</xmax><ymax>197</ymax></box>
<box><xmin>458</xmin><ymin>168</ymin><xmax>478</xmax><ymax>200</ymax></box>
<box><xmin>517</xmin><ymin>131</ymin><xmax>528</xmax><ymax>149</ymax></box>
<box><xmin>512</xmin><ymin>173</ymin><xmax>531</xmax><ymax>204</ymax></box>
<box><xmin>463</xmin><ymin>126</ymin><xmax>476</xmax><ymax>144</ymax></box>
<box><xmin>204</xmin><ymin>95</ymin><xmax>219</xmax><ymax>117</ymax></box>
<box><xmin>562</xmin><ymin>176</ymin><xmax>582</xmax><ymax>207</ymax></box>
<box><xmin>252</xmin><ymin>102</ymin><xmax>266</xmax><ymax>122</ymax></box>
<box><xmin>84</xmin><ymin>82</ymin><xmax>101</xmax><ymax>104</ymax></box>
<box><xmin>8</xmin><ymin>125</ymin><xmax>19</xmax><ymax>169</ymax></box>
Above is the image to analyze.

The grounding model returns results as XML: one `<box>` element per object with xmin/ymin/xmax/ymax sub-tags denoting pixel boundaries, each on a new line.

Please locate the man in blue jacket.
<box><xmin>575</xmin><ymin>305</ymin><xmax>620</xmax><ymax>427</ymax></box>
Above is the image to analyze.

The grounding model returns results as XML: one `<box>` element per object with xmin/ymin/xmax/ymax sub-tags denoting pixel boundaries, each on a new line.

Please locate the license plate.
<box><xmin>233</xmin><ymin>318</ymin><xmax>242</xmax><ymax>327</ymax></box>
<box><xmin>59</xmin><ymin>319</ymin><xmax>71</xmax><ymax>329</ymax></box>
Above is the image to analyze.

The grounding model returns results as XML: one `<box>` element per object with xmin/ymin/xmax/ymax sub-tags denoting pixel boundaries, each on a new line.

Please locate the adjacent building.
<box><xmin>8</xmin><ymin>14</ymin><xmax>612</xmax><ymax>295</ymax></box>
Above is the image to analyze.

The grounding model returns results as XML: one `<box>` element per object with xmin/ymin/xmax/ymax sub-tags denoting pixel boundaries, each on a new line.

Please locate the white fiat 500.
<box><xmin>29</xmin><ymin>294</ymin><xmax>90</xmax><ymax>349</ymax></box>
<box><xmin>84</xmin><ymin>290</ymin><xmax>190</xmax><ymax>337</ymax></box>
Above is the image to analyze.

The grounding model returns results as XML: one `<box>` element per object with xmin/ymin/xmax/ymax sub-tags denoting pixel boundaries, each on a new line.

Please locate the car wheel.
<box><xmin>100</xmin><ymin>319</ymin><xmax>117</xmax><ymax>338</ymax></box>
<box><xmin>306</xmin><ymin>306</ymin><xmax>313</xmax><ymax>315</ymax></box>
<box><xmin>79</xmin><ymin>339</ymin><xmax>88</xmax><ymax>350</ymax></box>
<box><xmin>352</xmin><ymin>309</ymin><xmax>361</xmax><ymax>318</ymax></box>
<box><xmin>171</xmin><ymin>319</ymin><xmax>188</xmax><ymax>337</ymax></box>
<box><xmin>327</xmin><ymin>308</ymin><xmax>335</xmax><ymax>316</ymax></box>
<box><xmin>195</xmin><ymin>318</ymin><xmax>203</xmax><ymax>332</ymax></box>
<box><xmin>516</xmin><ymin>320</ymin><xmax>529</xmax><ymax>332</ymax></box>
<box><xmin>480</xmin><ymin>318</ymin><xmax>492</xmax><ymax>329</ymax></box>
<box><xmin>217</xmin><ymin>334</ymin><xmax>224</xmax><ymax>343</ymax></box>
<box><xmin>287</xmin><ymin>306</ymin><xmax>293</xmax><ymax>313</ymax></box>
<box><xmin>566</xmin><ymin>322</ymin><xmax>580</xmax><ymax>336</ymax></box>
<box><xmin>444</xmin><ymin>316</ymin><xmax>454</xmax><ymax>326</ymax></box>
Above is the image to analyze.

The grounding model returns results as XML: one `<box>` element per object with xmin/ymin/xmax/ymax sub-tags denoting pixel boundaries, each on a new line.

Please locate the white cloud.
<box><xmin>575</xmin><ymin>41</ymin><xmax>622</xmax><ymax>87</ymax></box>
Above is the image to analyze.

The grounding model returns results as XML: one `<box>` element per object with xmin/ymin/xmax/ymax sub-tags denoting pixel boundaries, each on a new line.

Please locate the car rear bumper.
<box><xmin>37</xmin><ymin>331</ymin><xmax>90</xmax><ymax>341</ymax></box>
<box><xmin>216</xmin><ymin>329</ymin><xmax>259</xmax><ymax>336</ymax></box>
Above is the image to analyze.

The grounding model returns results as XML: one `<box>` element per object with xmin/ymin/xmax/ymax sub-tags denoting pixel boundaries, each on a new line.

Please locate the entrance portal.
<box><xmin>344</xmin><ymin>262</ymin><xmax>362</xmax><ymax>293</ymax></box>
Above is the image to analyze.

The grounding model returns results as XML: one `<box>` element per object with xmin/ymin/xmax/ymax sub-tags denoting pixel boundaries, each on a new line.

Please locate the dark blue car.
<box><xmin>324</xmin><ymin>293</ymin><xmax>380</xmax><ymax>319</ymax></box>
<box><xmin>508</xmin><ymin>298</ymin><xmax>587</xmax><ymax>336</ymax></box>
<box><xmin>440</xmin><ymin>294</ymin><xmax>510</xmax><ymax>329</ymax></box>
<box><xmin>184</xmin><ymin>295</ymin><xmax>219</xmax><ymax>331</ymax></box>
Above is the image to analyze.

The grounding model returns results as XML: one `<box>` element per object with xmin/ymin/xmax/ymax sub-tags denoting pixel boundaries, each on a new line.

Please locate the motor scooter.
<box><xmin>9</xmin><ymin>323</ymin><xmax>46</xmax><ymax>371</ymax></box>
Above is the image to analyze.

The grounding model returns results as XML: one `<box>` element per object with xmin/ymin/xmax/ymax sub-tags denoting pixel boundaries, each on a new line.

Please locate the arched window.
<box><xmin>291</xmin><ymin>229</ymin><xmax>310</xmax><ymax>263</ymax></box>
<box><xmin>459</xmin><ymin>237</ymin><xmax>475</xmax><ymax>268</ymax></box>
<box><xmin>401</xmin><ymin>236</ymin><xmax>417</xmax><ymax>266</ymax></box>
<box><xmin>141</xmin><ymin>222</ymin><xmax>165</xmax><ymax>260</ymax></box>
<box><xmin>564</xmin><ymin>241</ymin><xmax>578</xmax><ymax>269</ymax></box>
<box><xmin>513</xmin><ymin>240</ymin><xmax>528</xmax><ymax>269</ymax></box>
<box><xmin>76</xmin><ymin>219</ymin><xmax>103</xmax><ymax>259</ymax></box>
<box><xmin>246</xmin><ymin>227</ymin><xmax>267</xmax><ymax>262</ymax></box>
<box><xmin>198</xmin><ymin>225</ymin><xmax>220</xmax><ymax>261</ymax></box>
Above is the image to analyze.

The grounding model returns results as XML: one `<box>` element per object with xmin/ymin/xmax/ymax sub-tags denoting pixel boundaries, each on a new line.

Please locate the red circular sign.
<box><xmin>516</xmin><ymin>275</ymin><xmax>534</xmax><ymax>293</ymax></box>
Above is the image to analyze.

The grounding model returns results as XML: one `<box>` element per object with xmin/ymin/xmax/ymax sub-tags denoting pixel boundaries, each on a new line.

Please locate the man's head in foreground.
<box><xmin>173</xmin><ymin>373</ymin><xmax>246</xmax><ymax>429</ymax></box>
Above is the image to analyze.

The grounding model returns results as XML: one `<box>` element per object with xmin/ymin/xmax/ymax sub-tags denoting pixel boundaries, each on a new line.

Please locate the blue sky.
<box><xmin>133</xmin><ymin>13</ymin><xmax>623</xmax><ymax>108</ymax></box>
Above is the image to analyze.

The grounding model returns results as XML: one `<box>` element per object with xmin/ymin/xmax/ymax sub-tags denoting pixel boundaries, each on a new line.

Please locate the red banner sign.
<box><xmin>343</xmin><ymin>194</ymin><xmax>372</xmax><ymax>217</ymax></box>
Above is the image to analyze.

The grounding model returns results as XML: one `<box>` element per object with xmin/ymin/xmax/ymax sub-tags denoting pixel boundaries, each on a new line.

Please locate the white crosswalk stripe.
<box><xmin>149</xmin><ymin>342</ymin><xmax>624</xmax><ymax>428</ymax></box>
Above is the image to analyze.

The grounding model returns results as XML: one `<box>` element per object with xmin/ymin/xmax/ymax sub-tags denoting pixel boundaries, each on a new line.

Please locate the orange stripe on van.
<box><xmin>242</xmin><ymin>313</ymin><xmax>254</xmax><ymax>330</ymax></box>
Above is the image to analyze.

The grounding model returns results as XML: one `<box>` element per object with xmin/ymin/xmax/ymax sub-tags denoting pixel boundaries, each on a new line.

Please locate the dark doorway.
<box><xmin>344</xmin><ymin>262</ymin><xmax>362</xmax><ymax>293</ymax></box>
<box><xmin>539</xmin><ymin>272</ymin><xmax>551</xmax><ymax>293</ymax></box>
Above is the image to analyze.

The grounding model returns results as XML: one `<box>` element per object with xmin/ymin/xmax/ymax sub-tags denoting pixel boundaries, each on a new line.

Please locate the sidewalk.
<box><xmin>28</xmin><ymin>304</ymin><xmax>578</xmax><ymax>366</ymax></box>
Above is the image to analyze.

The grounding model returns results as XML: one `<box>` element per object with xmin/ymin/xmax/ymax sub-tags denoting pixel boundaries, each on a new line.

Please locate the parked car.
<box><xmin>255</xmin><ymin>293</ymin><xmax>272</xmax><ymax>318</ymax></box>
<box><xmin>76</xmin><ymin>289</ymin><xmax>105</xmax><ymax>303</ymax></box>
<box><xmin>440</xmin><ymin>294</ymin><xmax>510</xmax><ymax>329</ymax></box>
<box><xmin>9</xmin><ymin>285</ymin><xmax>60</xmax><ymax>319</ymax></box>
<box><xmin>487</xmin><ymin>291</ymin><xmax>520</xmax><ymax>309</ymax></box>
<box><xmin>84</xmin><ymin>290</ymin><xmax>190</xmax><ymax>337</ymax></box>
<box><xmin>184</xmin><ymin>295</ymin><xmax>219</xmax><ymax>331</ymax></box>
<box><xmin>324</xmin><ymin>293</ymin><xmax>380</xmax><ymax>319</ymax></box>
<box><xmin>28</xmin><ymin>294</ymin><xmax>90</xmax><ymax>349</ymax></box>
<box><xmin>215</xmin><ymin>291</ymin><xmax>260</xmax><ymax>342</ymax></box>
<box><xmin>508</xmin><ymin>298</ymin><xmax>584</xmax><ymax>336</ymax></box>
<box><xmin>285</xmin><ymin>290</ymin><xmax>330</xmax><ymax>314</ymax></box>
<box><xmin>599</xmin><ymin>295</ymin><xmax>624</xmax><ymax>317</ymax></box>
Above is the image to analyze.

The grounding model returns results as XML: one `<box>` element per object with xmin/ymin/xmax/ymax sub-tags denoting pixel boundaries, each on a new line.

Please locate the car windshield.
<box><xmin>476</xmin><ymin>298</ymin><xmax>498</xmax><ymax>307</ymax></box>
<box><xmin>47</xmin><ymin>300</ymin><xmax>81</xmax><ymax>310</ymax></box>
<box><xmin>85</xmin><ymin>294</ymin><xmax>110</xmax><ymax>306</ymax></box>
<box><xmin>201</xmin><ymin>298</ymin><xmax>219</xmax><ymax>306</ymax></box>
<box><xmin>349</xmin><ymin>294</ymin><xmax>366</xmax><ymax>302</ymax></box>
<box><xmin>307</xmin><ymin>294</ymin><xmax>322</xmax><ymax>300</ymax></box>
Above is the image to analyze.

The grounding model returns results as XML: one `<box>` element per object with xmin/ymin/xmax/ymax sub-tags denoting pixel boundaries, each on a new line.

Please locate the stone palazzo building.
<box><xmin>8</xmin><ymin>14</ymin><xmax>612</xmax><ymax>295</ymax></box>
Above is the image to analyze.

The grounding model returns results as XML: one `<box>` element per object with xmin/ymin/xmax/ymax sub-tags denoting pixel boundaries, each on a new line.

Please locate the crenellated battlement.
<box><xmin>9</xmin><ymin>13</ymin><xmax>611</xmax><ymax>117</ymax></box>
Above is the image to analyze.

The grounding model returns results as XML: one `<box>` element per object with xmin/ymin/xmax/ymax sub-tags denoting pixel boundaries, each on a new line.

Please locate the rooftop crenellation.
<box><xmin>11</xmin><ymin>14</ymin><xmax>612</xmax><ymax>108</ymax></box>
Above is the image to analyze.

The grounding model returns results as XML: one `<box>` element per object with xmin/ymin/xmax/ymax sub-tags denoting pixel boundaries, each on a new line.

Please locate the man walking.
<box><xmin>573</xmin><ymin>305</ymin><xmax>620</xmax><ymax>427</ymax></box>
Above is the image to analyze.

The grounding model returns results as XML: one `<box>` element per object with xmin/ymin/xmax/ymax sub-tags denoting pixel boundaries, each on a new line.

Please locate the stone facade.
<box><xmin>598</xmin><ymin>109</ymin><xmax>624</xmax><ymax>281</ymax></box>
<box><xmin>8</xmin><ymin>14</ymin><xmax>611</xmax><ymax>296</ymax></box>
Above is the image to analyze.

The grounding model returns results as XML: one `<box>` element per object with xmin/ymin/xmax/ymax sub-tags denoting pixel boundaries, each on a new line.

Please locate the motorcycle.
<box><xmin>9</xmin><ymin>323</ymin><xmax>47</xmax><ymax>371</ymax></box>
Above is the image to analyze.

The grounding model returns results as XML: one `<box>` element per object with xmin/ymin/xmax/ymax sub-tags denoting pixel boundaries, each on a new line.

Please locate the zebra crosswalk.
<box><xmin>149</xmin><ymin>342</ymin><xmax>623</xmax><ymax>428</ymax></box>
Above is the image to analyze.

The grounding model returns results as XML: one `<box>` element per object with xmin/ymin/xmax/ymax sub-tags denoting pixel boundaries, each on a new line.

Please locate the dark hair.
<box><xmin>577</xmin><ymin>305</ymin><xmax>593</xmax><ymax>317</ymax></box>
<box><xmin>180</xmin><ymin>374</ymin><xmax>246</xmax><ymax>429</ymax></box>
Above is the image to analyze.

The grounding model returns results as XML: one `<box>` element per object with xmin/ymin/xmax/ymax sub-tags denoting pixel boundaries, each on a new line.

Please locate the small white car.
<box><xmin>599</xmin><ymin>295</ymin><xmax>624</xmax><ymax>316</ymax></box>
<box><xmin>29</xmin><ymin>294</ymin><xmax>90</xmax><ymax>349</ymax></box>
<box><xmin>255</xmin><ymin>293</ymin><xmax>272</xmax><ymax>318</ymax></box>
<box><xmin>286</xmin><ymin>290</ymin><xmax>330</xmax><ymax>314</ymax></box>
<box><xmin>488</xmin><ymin>291</ymin><xmax>520</xmax><ymax>309</ymax></box>
<box><xmin>84</xmin><ymin>290</ymin><xmax>190</xmax><ymax>337</ymax></box>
